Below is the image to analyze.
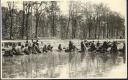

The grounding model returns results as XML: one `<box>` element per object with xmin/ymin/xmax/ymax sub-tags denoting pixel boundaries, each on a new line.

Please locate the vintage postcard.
<box><xmin>0</xmin><ymin>0</ymin><xmax>127</xmax><ymax>79</ymax></box>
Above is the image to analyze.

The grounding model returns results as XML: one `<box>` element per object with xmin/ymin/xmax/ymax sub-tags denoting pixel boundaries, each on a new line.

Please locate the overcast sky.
<box><xmin>1</xmin><ymin>0</ymin><xmax>126</xmax><ymax>17</ymax></box>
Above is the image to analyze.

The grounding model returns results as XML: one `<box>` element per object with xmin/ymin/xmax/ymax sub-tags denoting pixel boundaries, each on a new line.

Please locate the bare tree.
<box><xmin>21</xmin><ymin>3</ymin><xmax>25</xmax><ymax>39</ymax></box>
<box><xmin>7</xmin><ymin>1</ymin><xmax>15</xmax><ymax>39</ymax></box>
<box><xmin>33</xmin><ymin>1</ymin><xmax>47</xmax><ymax>38</ymax></box>
<box><xmin>24</xmin><ymin>1</ymin><xmax>32</xmax><ymax>39</ymax></box>
<box><xmin>2</xmin><ymin>1</ymin><xmax>125</xmax><ymax>40</ymax></box>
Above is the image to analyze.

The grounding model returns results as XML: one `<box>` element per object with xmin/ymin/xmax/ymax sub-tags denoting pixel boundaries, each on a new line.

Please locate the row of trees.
<box><xmin>2</xmin><ymin>1</ymin><xmax>125</xmax><ymax>40</ymax></box>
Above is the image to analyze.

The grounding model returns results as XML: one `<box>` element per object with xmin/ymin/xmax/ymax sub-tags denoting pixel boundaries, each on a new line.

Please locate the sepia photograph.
<box><xmin>0</xmin><ymin>0</ymin><xmax>127</xmax><ymax>79</ymax></box>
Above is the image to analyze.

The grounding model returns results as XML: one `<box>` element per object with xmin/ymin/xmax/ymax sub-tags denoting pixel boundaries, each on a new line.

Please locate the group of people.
<box><xmin>2</xmin><ymin>39</ymin><xmax>125</xmax><ymax>63</ymax></box>
<box><xmin>3</xmin><ymin>39</ymin><xmax>53</xmax><ymax>56</ymax></box>
<box><xmin>66</xmin><ymin>40</ymin><xmax>125</xmax><ymax>63</ymax></box>
<box><xmin>64</xmin><ymin>40</ymin><xmax>125</xmax><ymax>53</ymax></box>
<box><xmin>69</xmin><ymin>40</ymin><xmax>125</xmax><ymax>63</ymax></box>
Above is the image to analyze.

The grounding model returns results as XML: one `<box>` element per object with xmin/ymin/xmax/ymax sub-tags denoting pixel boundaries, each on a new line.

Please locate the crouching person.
<box><xmin>12</xmin><ymin>43</ymin><xmax>18</xmax><ymax>55</ymax></box>
<box><xmin>3</xmin><ymin>47</ymin><xmax>13</xmax><ymax>57</ymax></box>
<box><xmin>14</xmin><ymin>42</ymin><xmax>24</xmax><ymax>55</ymax></box>
<box><xmin>58</xmin><ymin>44</ymin><xmax>62</xmax><ymax>51</ymax></box>
<box><xmin>43</xmin><ymin>45</ymin><xmax>47</xmax><ymax>53</ymax></box>
<box><xmin>24</xmin><ymin>44</ymin><xmax>30</xmax><ymax>55</ymax></box>
<box><xmin>47</xmin><ymin>45</ymin><xmax>53</xmax><ymax>52</ymax></box>
<box><xmin>34</xmin><ymin>43</ymin><xmax>41</xmax><ymax>53</ymax></box>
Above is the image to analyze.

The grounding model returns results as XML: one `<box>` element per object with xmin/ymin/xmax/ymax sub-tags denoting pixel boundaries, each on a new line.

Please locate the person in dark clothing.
<box><xmin>96</xmin><ymin>41</ymin><xmax>100</xmax><ymax>47</ymax></box>
<box><xmin>88</xmin><ymin>42</ymin><xmax>91</xmax><ymax>46</ymax></box>
<box><xmin>43</xmin><ymin>45</ymin><xmax>47</xmax><ymax>53</ymax></box>
<box><xmin>31</xmin><ymin>40</ymin><xmax>41</xmax><ymax>53</ymax></box>
<box><xmin>102</xmin><ymin>41</ymin><xmax>108</xmax><ymax>51</ymax></box>
<box><xmin>24</xmin><ymin>43</ymin><xmax>30</xmax><ymax>55</ymax></box>
<box><xmin>3</xmin><ymin>50</ymin><xmax>13</xmax><ymax>57</ymax></box>
<box><xmin>111</xmin><ymin>41</ymin><xmax>117</xmax><ymax>53</ymax></box>
<box><xmin>21</xmin><ymin>45</ymin><xmax>24</xmax><ymax>52</ymax></box>
<box><xmin>28</xmin><ymin>44</ymin><xmax>32</xmax><ymax>54</ymax></box>
<box><xmin>69</xmin><ymin>41</ymin><xmax>74</xmax><ymax>52</ymax></box>
<box><xmin>25</xmin><ymin>40</ymin><xmax>29</xmax><ymax>45</ymax></box>
<box><xmin>89</xmin><ymin>42</ymin><xmax>96</xmax><ymax>52</ymax></box>
<box><xmin>58</xmin><ymin>44</ymin><xmax>62</xmax><ymax>51</ymax></box>
<box><xmin>31</xmin><ymin>39</ymin><xmax>35</xmax><ymax>47</ymax></box>
<box><xmin>5</xmin><ymin>42</ymin><xmax>9</xmax><ymax>48</ymax></box>
<box><xmin>47</xmin><ymin>45</ymin><xmax>53</xmax><ymax>51</ymax></box>
<box><xmin>31</xmin><ymin>44</ymin><xmax>37</xmax><ymax>54</ymax></box>
<box><xmin>18</xmin><ymin>42</ymin><xmax>21</xmax><ymax>46</ymax></box>
<box><xmin>81</xmin><ymin>41</ymin><xmax>86</xmax><ymax>52</ymax></box>
<box><xmin>36</xmin><ymin>40</ymin><xmax>39</xmax><ymax>47</ymax></box>
<box><xmin>34</xmin><ymin>44</ymin><xmax>41</xmax><ymax>53</ymax></box>
<box><xmin>3</xmin><ymin>43</ymin><xmax>14</xmax><ymax>57</ymax></box>
<box><xmin>96</xmin><ymin>41</ymin><xmax>101</xmax><ymax>52</ymax></box>
<box><xmin>102</xmin><ymin>41</ymin><xmax>108</xmax><ymax>48</ymax></box>
<box><xmin>80</xmin><ymin>41</ymin><xmax>86</xmax><ymax>61</ymax></box>
<box><xmin>85</xmin><ymin>42</ymin><xmax>89</xmax><ymax>47</ymax></box>
<box><xmin>12</xmin><ymin>43</ymin><xmax>17</xmax><ymax>55</ymax></box>
<box><xmin>111</xmin><ymin>41</ymin><xmax>118</xmax><ymax>64</ymax></box>
<box><xmin>108</xmin><ymin>41</ymin><xmax>111</xmax><ymax>47</ymax></box>
<box><xmin>47</xmin><ymin>45</ymin><xmax>50</xmax><ymax>51</ymax></box>
<box><xmin>32</xmin><ymin>42</ymin><xmax>36</xmax><ymax>47</ymax></box>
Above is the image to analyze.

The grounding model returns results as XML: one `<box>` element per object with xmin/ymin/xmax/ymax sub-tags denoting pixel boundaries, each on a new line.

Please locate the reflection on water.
<box><xmin>2</xmin><ymin>51</ymin><xmax>124</xmax><ymax>78</ymax></box>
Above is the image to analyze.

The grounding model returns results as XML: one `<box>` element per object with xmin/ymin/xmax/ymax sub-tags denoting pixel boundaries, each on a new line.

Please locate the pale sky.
<box><xmin>1</xmin><ymin>0</ymin><xmax>126</xmax><ymax>17</ymax></box>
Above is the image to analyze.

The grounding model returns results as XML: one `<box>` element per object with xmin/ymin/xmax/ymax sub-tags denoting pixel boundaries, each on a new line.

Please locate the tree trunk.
<box><xmin>10</xmin><ymin>9</ymin><xmax>13</xmax><ymax>39</ymax></box>
<box><xmin>25</xmin><ymin>14</ymin><xmax>29</xmax><ymax>40</ymax></box>
<box><xmin>21</xmin><ymin>8</ymin><xmax>25</xmax><ymax>39</ymax></box>
<box><xmin>35</xmin><ymin>16</ymin><xmax>39</xmax><ymax>38</ymax></box>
